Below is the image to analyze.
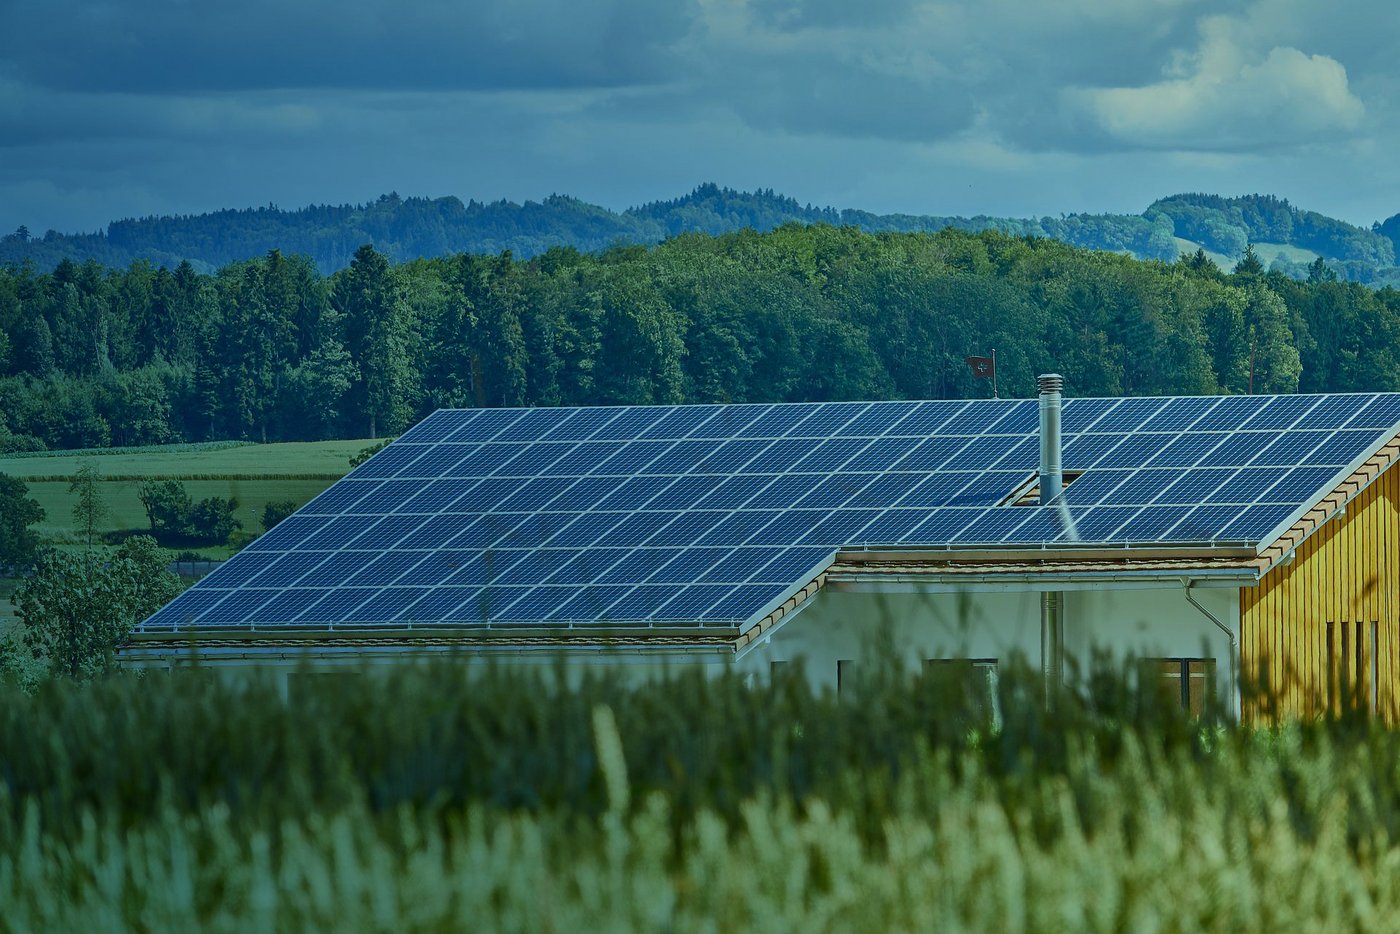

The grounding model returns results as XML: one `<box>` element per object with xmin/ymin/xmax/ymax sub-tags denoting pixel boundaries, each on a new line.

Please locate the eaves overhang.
<box><xmin>732</xmin><ymin>542</ymin><xmax>1261</xmax><ymax>654</ymax></box>
<box><xmin>119</xmin><ymin>625</ymin><xmax>742</xmax><ymax>665</ymax></box>
<box><xmin>1255</xmin><ymin>429</ymin><xmax>1400</xmax><ymax>572</ymax></box>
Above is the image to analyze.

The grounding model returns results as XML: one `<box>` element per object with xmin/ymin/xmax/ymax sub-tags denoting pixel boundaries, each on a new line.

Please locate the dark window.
<box><xmin>1146</xmin><ymin>658</ymin><xmax>1215</xmax><ymax>716</ymax></box>
<box><xmin>925</xmin><ymin>658</ymin><xmax>999</xmax><ymax>725</ymax></box>
<box><xmin>837</xmin><ymin>659</ymin><xmax>856</xmax><ymax>694</ymax></box>
<box><xmin>1327</xmin><ymin>620</ymin><xmax>1377</xmax><ymax>714</ymax></box>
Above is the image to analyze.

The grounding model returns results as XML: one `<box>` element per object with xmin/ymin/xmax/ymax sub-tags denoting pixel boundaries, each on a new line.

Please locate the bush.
<box><xmin>261</xmin><ymin>500</ymin><xmax>297</xmax><ymax>532</ymax></box>
<box><xmin>0</xmin><ymin>429</ymin><xmax>45</xmax><ymax>454</ymax></box>
<box><xmin>10</xmin><ymin>536</ymin><xmax>181</xmax><ymax>680</ymax></box>
<box><xmin>350</xmin><ymin>438</ymin><xmax>393</xmax><ymax>468</ymax></box>
<box><xmin>138</xmin><ymin>479</ymin><xmax>192</xmax><ymax>536</ymax></box>
<box><xmin>0</xmin><ymin>472</ymin><xmax>45</xmax><ymax>571</ymax></box>
<box><xmin>187</xmin><ymin>496</ymin><xmax>240</xmax><ymax>544</ymax></box>
<box><xmin>137</xmin><ymin>479</ymin><xmax>241</xmax><ymax>544</ymax></box>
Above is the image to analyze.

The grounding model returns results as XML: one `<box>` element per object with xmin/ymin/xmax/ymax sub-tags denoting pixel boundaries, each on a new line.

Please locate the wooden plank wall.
<box><xmin>1241</xmin><ymin>466</ymin><xmax>1400</xmax><ymax>721</ymax></box>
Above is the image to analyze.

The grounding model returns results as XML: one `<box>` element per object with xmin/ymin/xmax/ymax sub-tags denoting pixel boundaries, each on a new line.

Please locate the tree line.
<box><xmin>3</xmin><ymin>225</ymin><xmax>1400</xmax><ymax>453</ymax></box>
<box><xmin>6</xmin><ymin>184</ymin><xmax>1399</xmax><ymax>283</ymax></box>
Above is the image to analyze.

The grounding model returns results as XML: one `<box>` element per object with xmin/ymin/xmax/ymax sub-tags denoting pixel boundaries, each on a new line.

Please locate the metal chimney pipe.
<box><xmin>1037</xmin><ymin>373</ymin><xmax>1064</xmax><ymax>504</ymax></box>
<box><xmin>1037</xmin><ymin>373</ymin><xmax>1065</xmax><ymax>706</ymax></box>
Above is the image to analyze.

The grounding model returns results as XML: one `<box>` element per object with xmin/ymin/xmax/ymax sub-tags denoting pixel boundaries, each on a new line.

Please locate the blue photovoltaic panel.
<box><xmin>1145</xmin><ymin>433</ymin><xmax>1229</xmax><ymax>469</ymax></box>
<box><xmin>788</xmin><ymin>403</ymin><xmax>867</xmax><ymax>438</ymax></box>
<box><xmin>841</xmin><ymin>401</ymin><xmax>918</xmax><ymax>436</ymax></box>
<box><xmin>688</xmin><ymin>404</ymin><xmax>770</xmax><ymax>439</ymax></box>
<box><xmin>302</xmin><ymin>480</ymin><xmax>381</xmax><ymax>515</ymax></box>
<box><xmin>1239</xmin><ymin>394</ymin><xmax>1320</xmax><ymax>430</ymax></box>
<box><xmin>1189</xmin><ymin>395</ymin><xmax>1269</xmax><ymax>431</ymax></box>
<box><xmin>590</xmin><ymin>476</ymin><xmax>672</xmax><ymax>512</ymax></box>
<box><xmin>1059</xmin><ymin>396</ymin><xmax>1119</xmax><ymax>432</ymax></box>
<box><xmin>1088</xmin><ymin>397</ymin><xmax>1169</xmax><ymax>432</ymax></box>
<box><xmin>886</xmin><ymin>401</ymin><xmax>967</xmax><ymax>436</ymax></box>
<box><xmin>138</xmin><ymin>393</ymin><xmax>1400</xmax><ymax>634</ymax></box>
<box><xmin>1303</xmin><ymin>431</ymin><xmax>1379</xmax><ymax>466</ymax></box>
<box><xmin>1348</xmin><ymin>394</ymin><xmax>1400</xmax><ymax>429</ymax></box>
<box><xmin>1136</xmin><ymin>396</ymin><xmax>1221</xmax><ymax>432</ymax></box>
<box><xmin>1294</xmin><ymin>394</ymin><xmax>1374</xmax><ymax>429</ymax></box>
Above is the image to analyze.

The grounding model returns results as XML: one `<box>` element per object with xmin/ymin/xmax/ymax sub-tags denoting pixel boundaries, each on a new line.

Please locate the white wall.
<box><xmin>124</xmin><ymin>583</ymin><xmax>1242</xmax><ymax>710</ymax></box>
<box><xmin>736</xmin><ymin>584</ymin><xmax>1241</xmax><ymax>708</ymax></box>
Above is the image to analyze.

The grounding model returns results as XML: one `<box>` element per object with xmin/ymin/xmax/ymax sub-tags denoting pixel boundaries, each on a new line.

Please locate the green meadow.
<box><xmin>0</xmin><ymin>439</ymin><xmax>369</xmax><ymax>559</ymax></box>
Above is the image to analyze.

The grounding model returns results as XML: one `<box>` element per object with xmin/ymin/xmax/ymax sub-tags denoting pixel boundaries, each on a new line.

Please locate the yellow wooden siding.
<box><xmin>1241</xmin><ymin>465</ymin><xmax>1400</xmax><ymax>721</ymax></box>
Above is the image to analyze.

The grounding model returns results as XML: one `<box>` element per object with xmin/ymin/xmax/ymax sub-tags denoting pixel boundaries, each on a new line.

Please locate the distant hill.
<box><xmin>4</xmin><ymin>184</ymin><xmax>1399</xmax><ymax>283</ymax></box>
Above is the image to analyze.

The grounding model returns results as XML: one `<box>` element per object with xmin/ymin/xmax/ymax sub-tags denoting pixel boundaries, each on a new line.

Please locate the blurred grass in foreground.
<box><xmin>2</xmin><ymin>654</ymin><xmax>1398</xmax><ymax>929</ymax></box>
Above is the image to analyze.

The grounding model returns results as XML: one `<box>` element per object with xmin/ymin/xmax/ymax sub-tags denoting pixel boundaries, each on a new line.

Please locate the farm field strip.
<box><xmin>0</xmin><ymin>439</ymin><xmax>372</xmax><ymax>559</ymax></box>
<box><xmin>0</xmin><ymin>439</ymin><xmax>372</xmax><ymax>480</ymax></box>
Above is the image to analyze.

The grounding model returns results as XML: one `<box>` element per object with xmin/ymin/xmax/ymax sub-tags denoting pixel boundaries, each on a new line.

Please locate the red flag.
<box><xmin>965</xmin><ymin>355</ymin><xmax>995</xmax><ymax>379</ymax></box>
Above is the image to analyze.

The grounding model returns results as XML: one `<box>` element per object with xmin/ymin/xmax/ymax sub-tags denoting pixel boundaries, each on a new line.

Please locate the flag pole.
<box><xmin>992</xmin><ymin>348</ymin><xmax>998</xmax><ymax>399</ymax></box>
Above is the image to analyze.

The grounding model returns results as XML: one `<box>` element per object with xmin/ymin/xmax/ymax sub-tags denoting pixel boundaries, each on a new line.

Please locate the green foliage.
<box><xmin>0</xmin><ymin>472</ymin><xmax>45</xmax><ymax>571</ymax></box>
<box><xmin>350</xmin><ymin>438</ymin><xmax>392</xmax><ymax>468</ymax></box>
<box><xmin>66</xmin><ymin>460</ymin><xmax>107</xmax><ymax>550</ymax></box>
<box><xmin>138</xmin><ymin>478</ymin><xmax>193</xmax><ymax>536</ymax></box>
<box><xmin>12</xmin><ymin>537</ymin><xmax>180</xmax><ymax>679</ymax></box>
<box><xmin>261</xmin><ymin>500</ymin><xmax>296</xmax><ymax>532</ymax></box>
<box><xmin>4</xmin><ymin>661</ymin><xmax>1400</xmax><ymax>926</ymax></box>
<box><xmin>335</xmin><ymin>245</ymin><xmax>414</xmax><ymax>438</ymax></box>
<box><xmin>187</xmin><ymin>495</ymin><xmax>240</xmax><ymax>543</ymax></box>
<box><xmin>7</xmin><ymin>220</ymin><xmax>1400</xmax><ymax>458</ymax></box>
<box><xmin>1152</xmin><ymin>193</ymin><xmax>1395</xmax><ymax>268</ymax></box>
<box><xmin>137</xmin><ymin>478</ymin><xmax>240</xmax><ymax>544</ymax></box>
<box><xmin>9</xmin><ymin>184</ymin><xmax>1394</xmax><ymax>277</ymax></box>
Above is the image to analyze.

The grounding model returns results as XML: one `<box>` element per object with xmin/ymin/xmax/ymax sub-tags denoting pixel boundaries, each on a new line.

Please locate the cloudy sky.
<box><xmin>1</xmin><ymin>0</ymin><xmax>1395</xmax><ymax>234</ymax></box>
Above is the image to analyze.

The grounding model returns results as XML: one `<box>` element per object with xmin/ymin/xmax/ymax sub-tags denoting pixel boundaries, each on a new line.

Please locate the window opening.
<box><xmin>1144</xmin><ymin>658</ymin><xmax>1215</xmax><ymax>717</ymax></box>
<box><xmin>837</xmin><ymin>659</ymin><xmax>856</xmax><ymax>695</ymax></box>
<box><xmin>925</xmin><ymin>658</ymin><xmax>1000</xmax><ymax>726</ymax></box>
<box><xmin>1326</xmin><ymin>621</ymin><xmax>1371</xmax><ymax>715</ymax></box>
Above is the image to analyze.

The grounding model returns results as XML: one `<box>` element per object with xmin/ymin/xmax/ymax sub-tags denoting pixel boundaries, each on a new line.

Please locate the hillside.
<box><xmin>5</xmin><ymin>185</ymin><xmax>1399</xmax><ymax>283</ymax></box>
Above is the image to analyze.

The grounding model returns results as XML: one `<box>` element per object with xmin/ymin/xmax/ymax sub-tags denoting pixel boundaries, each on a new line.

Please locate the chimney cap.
<box><xmin>1037</xmin><ymin>373</ymin><xmax>1064</xmax><ymax>395</ymax></box>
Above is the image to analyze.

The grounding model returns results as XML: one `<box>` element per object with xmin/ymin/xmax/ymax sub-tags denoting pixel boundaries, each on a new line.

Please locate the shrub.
<box><xmin>137</xmin><ymin>479</ymin><xmax>240</xmax><ymax>544</ymax></box>
<box><xmin>187</xmin><ymin>496</ymin><xmax>240</xmax><ymax>544</ymax></box>
<box><xmin>138</xmin><ymin>479</ymin><xmax>192</xmax><ymax>536</ymax></box>
<box><xmin>0</xmin><ymin>472</ymin><xmax>45</xmax><ymax>571</ymax></box>
<box><xmin>261</xmin><ymin>500</ymin><xmax>297</xmax><ymax>532</ymax></box>
<box><xmin>350</xmin><ymin>438</ymin><xmax>393</xmax><ymax>468</ymax></box>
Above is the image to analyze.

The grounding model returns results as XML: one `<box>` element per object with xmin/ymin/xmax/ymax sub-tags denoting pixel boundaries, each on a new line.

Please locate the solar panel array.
<box><xmin>142</xmin><ymin>393</ymin><xmax>1400</xmax><ymax>633</ymax></box>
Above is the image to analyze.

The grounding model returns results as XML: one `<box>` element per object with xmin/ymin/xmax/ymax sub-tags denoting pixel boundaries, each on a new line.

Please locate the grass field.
<box><xmin>3</xmin><ymin>662</ymin><xmax>1398</xmax><ymax>928</ymax></box>
<box><xmin>1173</xmin><ymin>237</ymin><xmax>1322</xmax><ymax>271</ymax></box>
<box><xmin>1173</xmin><ymin>237</ymin><xmax>1238</xmax><ymax>270</ymax></box>
<box><xmin>0</xmin><ymin>439</ymin><xmax>371</xmax><ymax>559</ymax></box>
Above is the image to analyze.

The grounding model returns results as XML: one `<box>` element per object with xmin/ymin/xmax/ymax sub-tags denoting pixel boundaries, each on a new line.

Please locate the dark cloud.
<box><xmin>746</xmin><ymin>0</ymin><xmax>920</xmax><ymax>30</ymax></box>
<box><xmin>0</xmin><ymin>0</ymin><xmax>1396</xmax><ymax>235</ymax></box>
<box><xmin>0</xmin><ymin>0</ymin><xmax>696</xmax><ymax>93</ymax></box>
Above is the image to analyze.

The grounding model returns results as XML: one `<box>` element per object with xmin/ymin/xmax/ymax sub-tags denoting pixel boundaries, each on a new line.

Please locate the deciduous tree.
<box><xmin>15</xmin><ymin>537</ymin><xmax>181</xmax><ymax>680</ymax></box>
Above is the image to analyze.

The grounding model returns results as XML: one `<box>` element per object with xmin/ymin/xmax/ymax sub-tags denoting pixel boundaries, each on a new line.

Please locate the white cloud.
<box><xmin>1071</xmin><ymin>17</ymin><xmax>1364</xmax><ymax>151</ymax></box>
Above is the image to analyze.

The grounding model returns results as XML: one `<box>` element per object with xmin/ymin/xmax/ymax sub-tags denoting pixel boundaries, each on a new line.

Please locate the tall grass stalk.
<box><xmin>1</xmin><ymin>657</ymin><xmax>1398</xmax><ymax>928</ymax></box>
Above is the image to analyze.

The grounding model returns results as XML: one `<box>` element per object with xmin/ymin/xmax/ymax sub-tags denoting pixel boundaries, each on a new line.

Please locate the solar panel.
<box><xmin>141</xmin><ymin>393</ymin><xmax>1400</xmax><ymax>634</ymax></box>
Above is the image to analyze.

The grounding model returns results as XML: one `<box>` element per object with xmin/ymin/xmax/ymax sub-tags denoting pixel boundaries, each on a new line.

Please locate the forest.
<box><xmin>3</xmin><ymin>185</ymin><xmax>1398</xmax><ymax>283</ymax></box>
<box><xmin>3</xmin><ymin>223</ymin><xmax>1400</xmax><ymax>454</ymax></box>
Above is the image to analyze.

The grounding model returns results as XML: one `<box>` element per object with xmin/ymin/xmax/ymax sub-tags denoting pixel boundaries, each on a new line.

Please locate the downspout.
<box><xmin>1038</xmin><ymin>374</ymin><xmax>1065</xmax><ymax>704</ymax></box>
<box><xmin>1183</xmin><ymin>578</ymin><xmax>1240</xmax><ymax>720</ymax></box>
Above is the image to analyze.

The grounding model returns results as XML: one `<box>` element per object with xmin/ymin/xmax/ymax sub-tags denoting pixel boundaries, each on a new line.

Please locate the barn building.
<box><xmin>125</xmin><ymin>381</ymin><xmax>1400</xmax><ymax>721</ymax></box>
